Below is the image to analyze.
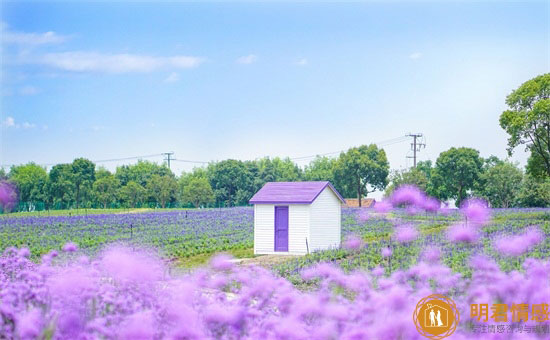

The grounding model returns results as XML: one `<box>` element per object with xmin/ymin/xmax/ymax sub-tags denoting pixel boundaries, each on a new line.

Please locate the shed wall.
<box><xmin>309</xmin><ymin>187</ymin><xmax>341</xmax><ymax>251</ymax></box>
<box><xmin>254</xmin><ymin>204</ymin><xmax>310</xmax><ymax>255</ymax></box>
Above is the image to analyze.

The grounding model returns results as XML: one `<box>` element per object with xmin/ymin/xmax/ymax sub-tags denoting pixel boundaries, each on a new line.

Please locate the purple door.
<box><xmin>274</xmin><ymin>206</ymin><xmax>289</xmax><ymax>252</ymax></box>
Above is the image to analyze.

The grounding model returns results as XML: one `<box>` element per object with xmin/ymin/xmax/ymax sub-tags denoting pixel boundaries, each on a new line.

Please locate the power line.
<box><xmin>0</xmin><ymin>153</ymin><xmax>163</xmax><ymax>168</ymax></box>
<box><xmin>172</xmin><ymin>159</ymin><xmax>209</xmax><ymax>164</ymax></box>
<box><xmin>162</xmin><ymin>152</ymin><xmax>174</xmax><ymax>169</ymax></box>
<box><xmin>405</xmin><ymin>133</ymin><xmax>426</xmax><ymax>167</ymax></box>
<box><xmin>289</xmin><ymin>135</ymin><xmax>410</xmax><ymax>161</ymax></box>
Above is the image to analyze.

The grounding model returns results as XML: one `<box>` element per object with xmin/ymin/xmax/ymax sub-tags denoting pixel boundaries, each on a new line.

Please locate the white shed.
<box><xmin>249</xmin><ymin>181</ymin><xmax>345</xmax><ymax>255</ymax></box>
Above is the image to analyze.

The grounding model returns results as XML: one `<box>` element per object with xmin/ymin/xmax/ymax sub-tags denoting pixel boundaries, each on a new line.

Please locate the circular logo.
<box><xmin>413</xmin><ymin>294</ymin><xmax>460</xmax><ymax>339</ymax></box>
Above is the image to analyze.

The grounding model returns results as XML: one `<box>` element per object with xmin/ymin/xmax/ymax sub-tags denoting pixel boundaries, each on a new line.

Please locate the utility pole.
<box><xmin>162</xmin><ymin>152</ymin><xmax>174</xmax><ymax>169</ymax></box>
<box><xmin>406</xmin><ymin>133</ymin><xmax>425</xmax><ymax>167</ymax></box>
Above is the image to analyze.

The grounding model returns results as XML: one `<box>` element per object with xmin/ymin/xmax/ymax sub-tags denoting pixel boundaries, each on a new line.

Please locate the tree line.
<box><xmin>1</xmin><ymin>73</ymin><xmax>549</xmax><ymax>211</ymax></box>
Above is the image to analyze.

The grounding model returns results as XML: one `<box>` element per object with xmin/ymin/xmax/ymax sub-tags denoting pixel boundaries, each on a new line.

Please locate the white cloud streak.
<box><xmin>35</xmin><ymin>52</ymin><xmax>203</xmax><ymax>73</ymax></box>
<box><xmin>1</xmin><ymin>116</ymin><xmax>35</xmax><ymax>129</ymax></box>
<box><xmin>295</xmin><ymin>58</ymin><xmax>308</xmax><ymax>66</ymax></box>
<box><xmin>236</xmin><ymin>54</ymin><xmax>258</xmax><ymax>64</ymax></box>
<box><xmin>409</xmin><ymin>52</ymin><xmax>422</xmax><ymax>60</ymax></box>
<box><xmin>1</xmin><ymin>23</ymin><xmax>69</xmax><ymax>45</ymax></box>
<box><xmin>164</xmin><ymin>72</ymin><xmax>180</xmax><ymax>83</ymax></box>
<box><xmin>19</xmin><ymin>86</ymin><xmax>40</xmax><ymax>95</ymax></box>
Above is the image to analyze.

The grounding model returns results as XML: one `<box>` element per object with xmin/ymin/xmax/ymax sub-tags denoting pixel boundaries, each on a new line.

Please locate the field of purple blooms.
<box><xmin>0</xmin><ymin>208</ymin><xmax>254</xmax><ymax>260</ymax></box>
<box><xmin>1</xmin><ymin>185</ymin><xmax>550</xmax><ymax>338</ymax></box>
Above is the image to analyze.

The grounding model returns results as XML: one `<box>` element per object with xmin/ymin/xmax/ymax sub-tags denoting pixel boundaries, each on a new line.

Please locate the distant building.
<box><xmin>344</xmin><ymin>198</ymin><xmax>376</xmax><ymax>208</ymax></box>
<box><xmin>249</xmin><ymin>181</ymin><xmax>345</xmax><ymax>255</ymax></box>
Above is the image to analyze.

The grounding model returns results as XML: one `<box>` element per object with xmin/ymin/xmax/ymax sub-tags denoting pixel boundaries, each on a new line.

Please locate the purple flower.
<box><xmin>0</xmin><ymin>180</ymin><xmax>18</xmax><ymax>213</ymax></box>
<box><xmin>381</xmin><ymin>247</ymin><xmax>392</xmax><ymax>258</ymax></box>
<box><xmin>390</xmin><ymin>185</ymin><xmax>425</xmax><ymax>207</ymax></box>
<box><xmin>63</xmin><ymin>242</ymin><xmax>78</xmax><ymax>252</ymax></box>
<box><xmin>210</xmin><ymin>254</ymin><xmax>234</xmax><ymax>271</ymax></box>
<box><xmin>460</xmin><ymin>198</ymin><xmax>490</xmax><ymax>226</ymax></box>
<box><xmin>494</xmin><ymin>227</ymin><xmax>544</xmax><ymax>257</ymax></box>
<box><xmin>373</xmin><ymin>200</ymin><xmax>392</xmax><ymax>213</ymax></box>
<box><xmin>422</xmin><ymin>247</ymin><xmax>441</xmax><ymax>263</ymax></box>
<box><xmin>393</xmin><ymin>225</ymin><xmax>419</xmax><ymax>244</ymax></box>
<box><xmin>422</xmin><ymin>197</ymin><xmax>440</xmax><ymax>213</ymax></box>
<box><xmin>356</xmin><ymin>209</ymin><xmax>370</xmax><ymax>222</ymax></box>
<box><xmin>16</xmin><ymin>308</ymin><xmax>43</xmax><ymax>339</ymax></box>
<box><xmin>446</xmin><ymin>223</ymin><xmax>479</xmax><ymax>244</ymax></box>
<box><xmin>343</xmin><ymin>235</ymin><xmax>362</xmax><ymax>250</ymax></box>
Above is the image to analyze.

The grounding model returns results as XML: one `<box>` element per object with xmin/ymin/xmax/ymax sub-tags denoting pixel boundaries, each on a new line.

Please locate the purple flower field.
<box><xmin>1</xmin><ymin>185</ymin><xmax>550</xmax><ymax>339</ymax></box>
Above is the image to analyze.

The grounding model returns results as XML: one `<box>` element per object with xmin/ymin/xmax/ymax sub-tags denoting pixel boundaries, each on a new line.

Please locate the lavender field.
<box><xmin>2</xmin><ymin>190</ymin><xmax>550</xmax><ymax>339</ymax></box>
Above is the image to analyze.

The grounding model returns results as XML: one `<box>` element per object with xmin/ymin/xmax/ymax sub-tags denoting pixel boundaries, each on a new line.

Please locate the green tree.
<box><xmin>430</xmin><ymin>147</ymin><xmax>484</xmax><ymax>206</ymax></box>
<box><xmin>71</xmin><ymin>158</ymin><xmax>96</xmax><ymax>208</ymax></box>
<box><xmin>93</xmin><ymin>175</ymin><xmax>120</xmax><ymax>208</ymax></box>
<box><xmin>477</xmin><ymin>161</ymin><xmax>523</xmax><ymax>208</ymax></box>
<box><xmin>304</xmin><ymin>156</ymin><xmax>337</xmax><ymax>183</ymax></box>
<box><xmin>500</xmin><ymin>74</ymin><xmax>550</xmax><ymax>177</ymax></box>
<box><xmin>182</xmin><ymin>177</ymin><xmax>215</xmax><ymax>208</ymax></box>
<box><xmin>119</xmin><ymin>181</ymin><xmax>146</xmax><ymax>208</ymax></box>
<box><xmin>8</xmin><ymin>163</ymin><xmax>48</xmax><ymax>203</ymax></box>
<box><xmin>48</xmin><ymin>164</ymin><xmax>75</xmax><ymax>208</ymax></box>
<box><xmin>334</xmin><ymin>144</ymin><xmax>389</xmax><ymax>206</ymax></box>
<box><xmin>384</xmin><ymin>167</ymin><xmax>428</xmax><ymax>197</ymax></box>
<box><xmin>146</xmin><ymin>174</ymin><xmax>178</xmax><ymax>208</ymax></box>
<box><xmin>517</xmin><ymin>175</ymin><xmax>550</xmax><ymax>207</ymax></box>
<box><xmin>208</xmin><ymin>160</ymin><xmax>249</xmax><ymax>207</ymax></box>
<box><xmin>115</xmin><ymin>160</ymin><xmax>172</xmax><ymax>187</ymax></box>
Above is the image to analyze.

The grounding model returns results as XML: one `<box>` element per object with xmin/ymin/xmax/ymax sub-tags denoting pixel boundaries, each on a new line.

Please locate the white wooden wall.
<box><xmin>309</xmin><ymin>187</ymin><xmax>341</xmax><ymax>251</ymax></box>
<box><xmin>253</xmin><ymin>204</ymin><xmax>310</xmax><ymax>255</ymax></box>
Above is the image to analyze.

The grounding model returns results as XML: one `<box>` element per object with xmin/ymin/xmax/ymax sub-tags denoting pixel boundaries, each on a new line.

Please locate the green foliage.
<box><xmin>93</xmin><ymin>174</ymin><xmax>120</xmax><ymax>208</ymax></box>
<box><xmin>500</xmin><ymin>73</ymin><xmax>550</xmax><ymax>177</ymax></box>
<box><xmin>304</xmin><ymin>156</ymin><xmax>337</xmax><ymax>183</ymax></box>
<box><xmin>181</xmin><ymin>177</ymin><xmax>214</xmax><ymax>208</ymax></box>
<box><xmin>476</xmin><ymin>161</ymin><xmax>523</xmax><ymax>208</ymax></box>
<box><xmin>334</xmin><ymin>144</ymin><xmax>389</xmax><ymax>204</ymax></box>
<box><xmin>119</xmin><ymin>181</ymin><xmax>146</xmax><ymax>208</ymax></box>
<box><xmin>208</xmin><ymin>159</ymin><xmax>250</xmax><ymax>207</ymax></box>
<box><xmin>8</xmin><ymin>163</ymin><xmax>48</xmax><ymax>203</ymax></box>
<box><xmin>385</xmin><ymin>167</ymin><xmax>428</xmax><ymax>197</ymax></box>
<box><xmin>71</xmin><ymin>158</ymin><xmax>96</xmax><ymax>208</ymax></box>
<box><xmin>430</xmin><ymin>147</ymin><xmax>484</xmax><ymax>206</ymax></box>
<box><xmin>146</xmin><ymin>174</ymin><xmax>178</xmax><ymax>208</ymax></box>
<box><xmin>48</xmin><ymin>164</ymin><xmax>75</xmax><ymax>207</ymax></box>
<box><xmin>517</xmin><ymin>175</ymin><xmax>550</xmax><ymax>207</ymax></box>
<box><xmin>115</xmin><ymin>160</ymin><xmax>173</xmax><ymax>187</ymax></box>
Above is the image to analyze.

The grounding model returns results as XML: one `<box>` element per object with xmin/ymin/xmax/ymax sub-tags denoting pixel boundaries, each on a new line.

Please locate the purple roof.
<box><xmin>249</xmin><ymin>181</ymin><xmax>346</xmax><ymax>204</ymax></box>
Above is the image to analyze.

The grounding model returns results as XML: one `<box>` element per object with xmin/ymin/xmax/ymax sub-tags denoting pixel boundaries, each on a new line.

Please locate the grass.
<box><xmin>0</xmin><ymin>207</ymin><xmax>198</xmax><ymax>218</ymax></box>
<box><xmin>176</xmin><ymin>248</ymin><xmax>255</xmax><ymax>269</ymax></box>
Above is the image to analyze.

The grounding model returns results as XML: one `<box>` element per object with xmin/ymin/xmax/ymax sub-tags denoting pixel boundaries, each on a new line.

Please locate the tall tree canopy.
<box><xmin>8</xmin><ymin>163</ymin><xmax>48</xmax><ymax>203</ymax></box>
<box><xmin>500</xmin><ymin>73</ymin><xmax>550</xmax><ymax>177</ymax></box>
<box><xmin>304</xmin><ymin>156</ymin><xmax>337</xmax><ymax>183</ymax></box>
<box><xmin>477</xmin><ymin>161</ymin><xmax>523</xmax><ymax>208</ymax></box>
<box><xmin>430</xmin><ymin>147</ymin><xmax>484</xmax><ymax>206</ymax></box>
<box><xmin>71</xmin><ymin>158</ymin><xmax>96</xmax><ymax>208</ymax></box>
<box><xmin>334</xmin><ymin>144</ymin><xmax>389</xmax><ymax>206</ymax></box>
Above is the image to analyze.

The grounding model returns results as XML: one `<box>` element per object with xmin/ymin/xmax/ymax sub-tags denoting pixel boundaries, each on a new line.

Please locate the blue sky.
<box><xmin>1</xmin><ymin>1</ymin><xmax>549</xmax><ymax>183</ymax></box>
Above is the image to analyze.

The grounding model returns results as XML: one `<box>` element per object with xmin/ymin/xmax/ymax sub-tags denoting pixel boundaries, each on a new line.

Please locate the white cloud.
<box><xmin>409</xmin><ymin>52</ymin><xmax>422</xmax><ymax>60</ymax></box>
<box><xmin>164</xmin><ymin>72</ymin><xmax>180</xmax><ymax>83</ymax></box>
<box><xmin>19</xmin><ymin>86</ymin><xmax>40</xmax><ymax>95</ymax></box>
<box><xmin>1</xmin><ymin>23</ymin><xmax>69</xmax><ymax>45</ymax></box>
<box><xmin>2</xmin><ymin>117</ymin><xmax>15</xmax><ymax>127</ymax></box>
<box><xmin>35</xmin><ymin>51</ymin><xmax>203</xmax><ymax>73</ymax></box>
<box><xmin>295</xmin><ymin>58</ymin><xmax>308</xmax><ymax>66</ymax></box>
<box><xmin>236</xmin><ymin>54</ymin><xmax>258</xmax><ymax>65</ymax></box>
<box><xmin>1</xmin><ymin>116</ymin><xmax>35</xmax><ymax>129</ymax></box>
